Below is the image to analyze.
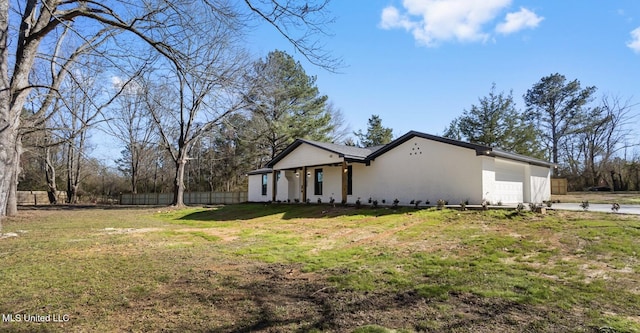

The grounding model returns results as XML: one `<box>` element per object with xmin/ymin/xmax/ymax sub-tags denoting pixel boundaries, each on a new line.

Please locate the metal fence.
<box><xmin>119</xmin><ymin>192</ymin><xmax>247</xmax><ymax>205</ymax></box>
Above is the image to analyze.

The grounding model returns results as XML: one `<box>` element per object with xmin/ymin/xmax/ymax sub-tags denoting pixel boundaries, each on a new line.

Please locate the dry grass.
<box><xmin>0</xmin><ymin>204</ymin><xmax>639</xmax><ymax>332</ymax></box>
<box><xmin>553</xmin><ymin>192</ymin><xmax>640</xmax><ymax>204</ymax></box>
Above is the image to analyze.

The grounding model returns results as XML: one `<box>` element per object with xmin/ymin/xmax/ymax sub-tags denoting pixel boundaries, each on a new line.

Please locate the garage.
<box><xmin>494</xmin><ymin>160</ymin><xmax>525</xmax><ymax>204</ymax></box>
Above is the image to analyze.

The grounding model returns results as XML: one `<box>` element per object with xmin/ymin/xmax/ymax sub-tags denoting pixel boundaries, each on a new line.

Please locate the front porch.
<box><xmin>271</xmin><ymin>162</ymin><xmax>353</xmax><ymax>204</ymax></box>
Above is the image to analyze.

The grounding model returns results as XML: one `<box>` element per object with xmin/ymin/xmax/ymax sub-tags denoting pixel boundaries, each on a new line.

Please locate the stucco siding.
<box><xmin>362</xmin><ymin>137</ymin><xmax>483</xmax><ymax>205</ymax></box>
<box><xmin>248</xmin><ymin>173</ymin><xmax>271</xmax><ymax>202</ymax></box>
<box><xmin>272</xmin><ymin>143</ymin><xmax>342</xmax><ymax>170</ymax></box>
<box><xmin>303</xmin><ymin>165</ymin><xmax>343</xmax><ymax>203</ymax></box>
<box><xmin>481</xmin><ymin>157</ymin><xmax>496</xmax><ymax>203</ymax></box>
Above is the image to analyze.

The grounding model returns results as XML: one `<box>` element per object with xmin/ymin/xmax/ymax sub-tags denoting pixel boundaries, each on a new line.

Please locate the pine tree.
<box><xmin>444</xmin><ymin>84</ymin><xmax>542</xmax><ymax>158</ymax></box>
<box><xmin>244</xmin><ymin>50</ymin><xmax>333</xmax><ymax>164</ymax></box>
<box><xmin>354</xmin><ymin>115</ymin><xmax>393</xmax><ymax>147</ymax></box>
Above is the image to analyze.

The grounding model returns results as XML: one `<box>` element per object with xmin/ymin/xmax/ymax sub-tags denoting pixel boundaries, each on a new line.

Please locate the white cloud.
<box><xmin>379</xmin><ymin>0</ymin><xmax>542</xmax><ymax>46</ymax></box>
<box><xmin>380</xmin><ymin>6</ymin><xmax>416</xmax><ymax>31</ymax></box>
<box><xmin>627</xmin><ymin>27</ymin><xmax>640</xmax><ymax>53</ymax></box>
<box><xmin>496</xmin><ymin>7</ymin><xmax>543</xmax><ymax>34</ymax></box>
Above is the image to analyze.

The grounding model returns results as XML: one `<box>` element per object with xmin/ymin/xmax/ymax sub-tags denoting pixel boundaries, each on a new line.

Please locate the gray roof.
<box><xmin>265</xmin><ymin>139</ymin><xmax>376</xmax><ymax>167</ymax></box>
<box><xmin>246</xmin><ymin>168</ymin><xmax>273</xmax><ymax>175</ymax></box>
<box><xmin>252</xmin><ymin>131</ymin><xmax>554</xmax><ymax>172</ymax></box>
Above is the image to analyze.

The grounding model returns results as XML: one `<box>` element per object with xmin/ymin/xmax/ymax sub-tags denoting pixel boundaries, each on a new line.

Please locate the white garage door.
<box><xmin>494</xmin><ymin>162</ymin><xmax>524</xmax><ymax>204</ymax></box>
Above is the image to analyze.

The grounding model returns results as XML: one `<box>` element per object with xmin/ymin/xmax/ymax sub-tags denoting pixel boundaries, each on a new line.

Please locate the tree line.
<box><xmin>18</xmin><ymin>49</ymin><xmax>348</xmax><ymax>204</ymax></box>
<box><xmin>1</xmin><ymin>0</ymin><xmax>337</xmax><ymax>217</ymax></box>
<box><xmin>444</xmin><ymin>74</ymin><xmax>638</xmax><ymax>191</ymax></box>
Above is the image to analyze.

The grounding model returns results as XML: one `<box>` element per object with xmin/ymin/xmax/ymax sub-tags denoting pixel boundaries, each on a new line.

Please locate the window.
<box><xmin>314</xmin><ymin>169</ymin><xmax>323</xmax><ymax>195</ymax></box>
<box><xmin>347</xmin><ymin>165</ymin><xmax>353</xmax><ymax>195</ymax></box>
<box><xmin>261</xmin><ymin>174</ymin><xmax>268</xmax><ymax>195</ymax></box>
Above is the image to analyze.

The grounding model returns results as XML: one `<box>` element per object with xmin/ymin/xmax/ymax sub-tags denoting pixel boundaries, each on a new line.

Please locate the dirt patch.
<box><xmin>110</xmin><ymin>262</ymin><xmax>604</xmax><ymax>332</ymax></box>
<box><xmin>100</xmin><ymin>227</ymin><xmax>163</xmax><ymax>235</ymax></box>
<box><xmin>0</xmin><ymin>229</ymin><xmax>27</xmax><ymax>240</ymax></box>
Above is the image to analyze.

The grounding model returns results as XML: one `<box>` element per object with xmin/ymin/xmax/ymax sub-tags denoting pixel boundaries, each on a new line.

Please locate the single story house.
<box><xmin>247</xmin><ymin>131</ymin><xmax>554</xmax><ymax>205</ymax></box>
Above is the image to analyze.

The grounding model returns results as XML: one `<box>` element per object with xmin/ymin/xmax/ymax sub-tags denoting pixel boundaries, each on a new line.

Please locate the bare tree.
<box><xmin>107</xmin><ymin>76</ymin><xmax>158</xmax><ymax>194</ymax></box>
<box><xmin>145</xmin><ymin>32</ymin><xmax>248</xmax><ymax>207</ymax></box>
<box><xmin>1</xmin><ymin>0</ymin><xmax>336</xmax><ymax>218</ymax></box>
<box><xmin>580</xmin><ymin>95</ymin><xmax>637</xmax><ymax>189</ymax></box>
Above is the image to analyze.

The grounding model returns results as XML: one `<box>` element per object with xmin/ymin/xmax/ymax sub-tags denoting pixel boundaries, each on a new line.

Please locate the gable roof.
<box><xmin>265</xmin><ymin>139</ymin><xmax>377</xmax><ymax>167</ymax></box>
<box><xmin>260</xmin><ymin>131</ymin><xmax>555</xmax><ymax>170</ymax></box>
<box><xmin>367</xmin><ymin>131</ymin><xmax>491</xmax><ymax>160</ymax></box>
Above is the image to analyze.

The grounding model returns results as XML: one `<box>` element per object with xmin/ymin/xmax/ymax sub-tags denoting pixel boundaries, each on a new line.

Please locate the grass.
<box><xmin>553</xmin><ymin>191</ymin><xmax>640</xmax><ymax>204</ymax></box>
<box><xmin>0</xmin><ymin>204</ymin><xmax>639</xmax><ymax>332</ymax></box>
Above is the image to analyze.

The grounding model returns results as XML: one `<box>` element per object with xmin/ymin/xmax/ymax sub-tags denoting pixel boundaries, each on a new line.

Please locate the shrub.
<box><xmin>612</xmin><ymin>202</ymin><xmax>620</xmax><ymax>212</ymax></box>
<box><xmin>355</xmin><ymin>197</ymin><xmax>362</xmax><ymax>208</ymax></box>
<box><xmin>580</xmin><ymin>200</ymin><xmax>589</xmax><ymax>211</ymax></box>
<box><xmin>392</xmin><ymin>198</ymin><xmax>399</xmax><ymax>209</ymax></box>
<box><xmin>317</xmin><ymin>198</ymin><xmax>322</xmax><ymax>204</ymax></box>
<box><xmin>436</xmin><ymin>199</ymin><xmax>446</xmax><ymax>210</ymax></box>
<box><xmin>372</xmin><ymin>200</ymin><xmax>379</xmax><ymax>208</ymax></box>
<box><xmin>414</xmin><ymin>200</ymin><xmax>422</xmax><ymax>209</ymax></box>
<box><xmin>459</xmin><ymin>201</ymin><xmax>467</xmax><ymax>211</ymax></box>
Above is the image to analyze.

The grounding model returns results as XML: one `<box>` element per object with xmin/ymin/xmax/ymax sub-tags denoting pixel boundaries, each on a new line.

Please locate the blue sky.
<box><xmin>248</xmin><ymin>0</ymin><xmax>640</xmax><ymax>141</ymax></box>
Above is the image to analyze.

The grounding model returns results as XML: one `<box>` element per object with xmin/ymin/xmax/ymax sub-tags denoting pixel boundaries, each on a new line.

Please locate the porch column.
<box><xmin>271</xmin><ymin>170</ymin><xmax>277</xmax><ymax>202</ymax></box>
<box><xmin>341</xmin><ymin>161</ymin><xmax>348</xmax><ymax>204</ymax></box>
<box><xmin>302</xmin><ymin>166</ymin><xmax>308</xmax><ymax>203</ymax></box>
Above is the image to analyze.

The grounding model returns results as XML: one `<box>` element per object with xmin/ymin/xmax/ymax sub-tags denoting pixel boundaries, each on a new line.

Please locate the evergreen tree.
<box><xmin>244</xmin><ymin>50</ymin><xmax>333</xmax><ymax>165</ymax></box>
<box><xmin>444</xmin><ymin>84</ymin><xmax>542</xmax><ymax>158</ymax></box>
<box><xmin>524</xmin><ymin>73</ymin><xmax>596</xmax><ymax>170</ymax></box>
<box><xmin>354</xmin><ymin>115</ymin><xmax>393</xmax><ymax>147</ymax></box>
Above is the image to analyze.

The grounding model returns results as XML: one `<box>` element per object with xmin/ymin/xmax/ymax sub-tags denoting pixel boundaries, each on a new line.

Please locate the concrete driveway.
<box><xmin>552</xmin><ymin>203</ymin><xmax>640</xmax><ymax>215</ymax></box>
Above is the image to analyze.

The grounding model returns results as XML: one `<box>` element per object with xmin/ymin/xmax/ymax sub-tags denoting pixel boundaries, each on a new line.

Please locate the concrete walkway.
<box><xmin>552</xmin><ymin>203</ymin><xmax>640</xmax><ymax>215</ymax></box>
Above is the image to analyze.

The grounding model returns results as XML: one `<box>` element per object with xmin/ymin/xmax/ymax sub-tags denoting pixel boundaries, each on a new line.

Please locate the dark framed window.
<box><xmin>347</xmin><ymin>165</ymin><xmax>353</xmax><ymax>195</ymax></box>
<box><xmin>261</xmin><ymin>174</ymin><xmax>268</xmax><ymax>195</ymax></box>
<box><xmin>314</xmin><ymin>169</ymin><xmax>323</xmax><ymax>195</ymax></box>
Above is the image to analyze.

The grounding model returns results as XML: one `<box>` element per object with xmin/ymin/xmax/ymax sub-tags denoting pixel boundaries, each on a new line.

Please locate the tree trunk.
<box><xmin>0</xmin><ymin>0</ymin><xmax>14</xmax><ymax>218</ymax></box>
<box><xmin>45</xmin><ymin>145</ymin><xmax>58</xmax><ymax>204</ymax></box>
<box><xmin>173</xmin><ymin>158</ymin><xmax>187</xmax><ymax>207</ymax></box>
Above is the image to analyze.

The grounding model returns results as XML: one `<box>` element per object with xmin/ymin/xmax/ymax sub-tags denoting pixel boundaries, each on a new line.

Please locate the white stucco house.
<box><xmin>247</xmin><ymin>131</ymin><xmax>554</xmax><ymax>205</ymax></box>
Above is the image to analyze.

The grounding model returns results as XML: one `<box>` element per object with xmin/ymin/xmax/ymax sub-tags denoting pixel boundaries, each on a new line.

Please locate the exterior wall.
<box><xmin>349</xmin><ymin>163</ymin><xmax>373</xmax><ymax>203</ymax></box>
<box><xmin>357</xmin><ymin>137</ymin><xmax>484</xmax><ymax>205</ymax></box>
<box><xmin>529</xmin><ymin>164</ymin><xmax>551</xmax><ymax>203</ymax></box>
<box><xmin>276</xmin><ymin>170</ymin><xmax>299</xmax><ymax>202</ymax></box>
<box><xmin>304</xmin><ymin>165</ymin><xmax>343</xmax><ymax>203</ymax></box>
<box><xmin>248</xmin><ymin>173</ymin><xmax>272</xmax><ymax>202</ymax></box>
<box><xmin>272</xmin><ymin>143</ymin><xmax>343</xmax><ymax>170</ymax></box>
<box><xmin>249</xmin><ymin>137</ymin><xmax>552</xmax><ymax>205</ymax></box>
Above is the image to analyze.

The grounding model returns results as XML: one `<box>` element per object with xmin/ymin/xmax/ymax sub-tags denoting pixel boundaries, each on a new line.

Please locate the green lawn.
<box><xmin>0</xmin><ymin>204</ymin><xmax>639</xmax><ymax>332</ymax></box>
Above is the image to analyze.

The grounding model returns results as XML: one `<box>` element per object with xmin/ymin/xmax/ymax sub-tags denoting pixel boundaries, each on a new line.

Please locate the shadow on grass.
<box><xmin>171</xmin><ymin>263</ymin><xmax>559</xmax><ymax>333</ymax></box>
<box><xmin>177</xmin><ymin>203</ymin><xmax>431</xmax><ymax>222</ymax></box>
<box><xmin>18</xmin><ymin>204</ymin><xmax>168</xmax><ymax>211</ymax></box>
